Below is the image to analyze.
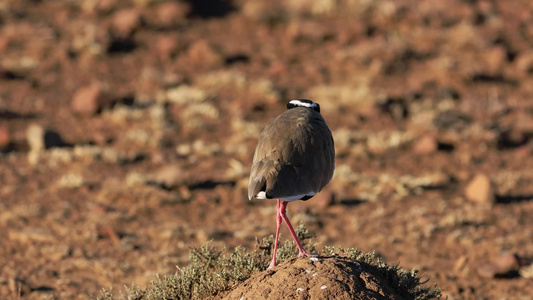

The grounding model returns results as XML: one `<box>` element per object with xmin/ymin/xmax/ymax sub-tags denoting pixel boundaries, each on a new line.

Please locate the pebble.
<box><xmin>0</xmin><ymin>125</ymin><xmax>10</xmax><ymax>149</ymax></box>
<box><xmin>149</xmin><ymin>165</ymin><xmax>185</xmax><ymax>188</ymax></box>
<box><xmin>519</xmin><ymin>264</ymin><xmax>533</xmax><ymax>279</ymax></box>
<box><xmin>476</xmin><ymin>263</ymin><xmax>498</xmax><ymax>278</ymax></box>
<box><xmin>453</xmin><ymin>255</ymin><xmax>468</xmax><ymax>273</ymax></box>
<box><xmin>156</xmin><ymin>1</ymin><xmax>190</xmax><ymax>27</ymax></box>
<box><xmin>8</xmin><ymin>278</ymin><xmax>32</xmax><ymax>297</ymax></box>
<box><xmin>413</xmin><ymin>135</ymin><xmax>437</xmax><ymax>155</ymax></box>
<box><xmin>156</xmin><ymin>35</ymin><xmax>179</xmax><ymax>59</ymax></box>
<box><xmin>465</xmin><ymin>173</ymin><xmax>494</xmax><ymax>204</ymax></box>
<box><xmin>26</xmin><ymin>124</ymin><xmax>64</xmax><ymax>152</ymax></box>
<box><xmin>484</xmin><ymin>46</ymin><xmax>506</xmax><ymax>75</ymax></box>
<box><xmin>8</xmin><ymin>227</ymin><xmax>55</xmax><ymax>243</ymax></box>
<box><xmin>186</xmin><ymin>40</ymin><xmax>223</xmax><ymax>68</ymax></box>
<box><xmin>476</xmin><ymin>252</ymin><xmax>520</xmax><ymax>278</ymax></box>
<box><xmin>71</xmin><ymin>84</ymin><xmax>108</xmax><ymax>116</ymax></box>
<box><xmin>493</xmin><ymin>252</ymin><xmax>520</xmax><ymax>273</ymax></box>
<box><xmin>515</xmin><ymin>50</ymin><xmax>533</xmax><ymax>74</ymax></box>
<box><xmin>112</xmin><ymin>8</ymin><xmax>142</xmax><ymax>36</ymax></box>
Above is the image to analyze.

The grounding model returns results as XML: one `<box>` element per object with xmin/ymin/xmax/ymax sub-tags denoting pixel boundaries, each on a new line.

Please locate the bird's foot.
<box><xmin>267</xmin><ymin>257</ymin><xmax>277</xmax><ymax>270</ymax></box>
<box><xmin>298</xmin><ymin>251</ymin><xmax>318</xmax><ymax>258</ymax></box>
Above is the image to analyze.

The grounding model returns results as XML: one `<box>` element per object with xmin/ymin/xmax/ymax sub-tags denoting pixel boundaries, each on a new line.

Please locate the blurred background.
<box><xmin>1</xmin><ymin>0</ymin><xmax>532</xmax><ymax>298</ymax></box>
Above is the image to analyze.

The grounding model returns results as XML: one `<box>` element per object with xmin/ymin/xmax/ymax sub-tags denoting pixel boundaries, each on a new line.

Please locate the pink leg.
<box><xmin>279</xmin><ymin>201</ymin><xmax>316</xmax><ymax>257</ymax></box>
<box><xmin>267</xmin><ymin>199</ymin><xmax>282</xmax><ymax>269</ymax></box>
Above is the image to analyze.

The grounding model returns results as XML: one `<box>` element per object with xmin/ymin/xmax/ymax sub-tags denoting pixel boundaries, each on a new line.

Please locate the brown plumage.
<box><xmin>248</xmin><ymin>100</ymin><xmax>335</xmax><ymax>269</ymax></box>
<box><xmin>248</xmin><ymin>106</ymin><xmax>334</xmax><ymax>201</ymax></box>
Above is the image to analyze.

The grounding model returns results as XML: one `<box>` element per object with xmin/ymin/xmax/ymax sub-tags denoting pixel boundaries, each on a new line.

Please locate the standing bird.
<box><xmin>248</xmin><ymin>99</ymin><xmax>335</xmax><ymax>269</ymax></box>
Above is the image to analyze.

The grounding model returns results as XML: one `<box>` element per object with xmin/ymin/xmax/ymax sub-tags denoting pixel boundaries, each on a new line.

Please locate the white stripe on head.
<box><xmin>289</xmin><ymin>99</ymin><xmax>318</xmax><ymax>109</ymax></box>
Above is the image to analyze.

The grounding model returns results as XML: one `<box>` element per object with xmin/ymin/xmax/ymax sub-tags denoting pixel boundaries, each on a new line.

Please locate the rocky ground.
<box><xmin>1</xmin><ymin>0</ymin><xmax>533</xmax><ymax>299</ymax></box>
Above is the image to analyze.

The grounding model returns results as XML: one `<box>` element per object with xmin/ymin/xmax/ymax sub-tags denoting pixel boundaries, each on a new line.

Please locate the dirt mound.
<box><xmin>224</xmin><ymin>256</ymin><xmax>412</xmax><ymax>300</ymax></box>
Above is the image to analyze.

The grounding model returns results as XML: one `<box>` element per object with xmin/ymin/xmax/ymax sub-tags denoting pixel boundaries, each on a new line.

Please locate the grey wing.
<box><xmin>248</xmin><ymin>120</ymin><xmax>311</xmax><ymax>200</ymax></box>
<box><xmin>248</xmin><ymin>121</ymin><xmax>280</xmax><ymax>200</ymax></box>
<box><xmin>299</xmin><ymin>117</ymin><xmax>335</xmax><ymax>194</ymax></box>
<box><xmin>248</xmin><ymin>112</ymin><xmax>335</xmax><ymax>200</ymax></box>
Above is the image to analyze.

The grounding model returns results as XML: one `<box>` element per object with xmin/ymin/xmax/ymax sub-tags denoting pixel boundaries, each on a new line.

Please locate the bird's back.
<box><xmin>248</xmin><ymin>108</ymin><xmax>335</xmax><ymax>201</ymax></box>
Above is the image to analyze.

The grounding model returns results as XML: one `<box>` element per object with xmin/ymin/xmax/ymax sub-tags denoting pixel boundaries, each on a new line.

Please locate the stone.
<box><xmin>8</xmin><ymin>227</ymin><xmax>55</xmax><ymax>242</ymax></box>
<box><xmin>156</xmin><ymin>1</ymin><xmax>190</xmax><ymax>27</ymax></box>
<box><xmin>0</xmin><ymin>126</ymin><xmax>10</xmax><ymax>149</ymax></box>
<box><xmin>476</xmin><ymin>263</ymin><xmax>497</xmax><ymax>278</ymax></box>
<box><xmin>484</xmin><ymin>46</ymin><xmax>506</xmax><ymax>75</ymax></box>
<box><xmin>156</xmin><ymin>35</ymin><xmax>179</xmax><ymax>59</ymax></box>
<box><xmin>186</xmin><ymin>40</ymin><xmax>223</xmax><ymax>68</ymax></box>
<box><xmin>465</xmin><ymin>173</ymin><xmax>494</xmax><ymax>204</ymax></box>
<box><xmin>515</xmin><ymin>50</ymin><xmax>533</xmax><ymax>75</ymax></box>
<box><xmin>477</xmin><ymin>253</ymin><xmax>520</xmax><ymax>278</ymax></box>
<box><xmin>71</xmin><ymin>84</ymin><xmax>108</xmax><ymax>116</ymax></box>
<box><xmin>493</xmin><ymin>252</ymin><xmax>520</xmax><ymax>274</ymax></box>
<box><xmin>453</xmin><ymin>255</ymin><xmax>468</xmax><ymax>273</ymax></box>
<box><xmin>149</xmin><ymin>165</ymin><xmax>185</xmax><ymax>188</ymax></box>
<box><xmin>520</xmin><ymin>264</ymin><xmax>533</xmax><ymax>279</ymax></box>
<box><xmin>112</xmin><ymin>8</ymin><xmax>142</xmax><ymax>36</ymax></box>
<box><xmin>8</xmin><ymin>278</ymin><xmax>32</xmax><ymax>297</ymax></box>
<box><xmin>26</xmin><ymin>124</ymin><xmax>64</xmax><ymax>152</ymax></box>
<box><xmin>413</xmin><ymin>135</ymin><xmax>437</xmax><ymax>155</ymax></box>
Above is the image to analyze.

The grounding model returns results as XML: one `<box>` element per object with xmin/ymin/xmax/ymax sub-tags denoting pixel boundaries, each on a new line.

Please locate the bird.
<box><xmin>248</xmin><ymin>99</ymin><xmax>335</xmax><ymax>269</ymax></box>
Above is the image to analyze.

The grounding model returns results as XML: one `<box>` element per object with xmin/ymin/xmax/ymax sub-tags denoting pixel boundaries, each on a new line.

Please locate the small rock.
<box><xmin>71</xmin><ymin>84</ymin><xmax>109</xmax><ymax>116</ymax></box>
<box><xmin>413</xmin><ymin>135</ymin><xmax>437</xmax><ymax>155</ymax></box>
<box><xmin>465</xmin><ymin>173</ymin><xmax>494</xmax><ymax>204</ymax></box>
<box><xmin>112</xmin><ymin>8</ymin><xmax>142</xmax><ymax>36</ymax></box>
<box><xmin>477</xmin><ymin>253</ymin><xmax>520</xmax><ymax>278</ymax></box>
<box><xmin>453</xmin><ymin>255</ymin><xmax>468</xmax><ymax>273</ymax></box>
<box><xmin>26</xmin><ymin>124</ymin><xmax>64</xmax><ymax>152</ymax></box>
<box><xmin>155</xmin><ymin>1</ymin><xmax>190</xmax><ymax>27</ymax></box>
<box><xmin>497</xmin><ymin>129</ymin><xmax>527</xmax><ymax>149</ymax></box>
<box><xmin>286</xmin><ymin>20</ymin><xmax>330</xmax><ymax>42</ymax></box>
<box><xmin>519</xmin><ymin>264</ymin><xmax>533</xmax><ymax>279</ymax></box>
<box><xmin>8</xmin><ymin>227</ymin><xmax>55</xmax><ymax>242</ymax></box>
<box><xmin>186</xmin><ymin>40</ymin><xmax>223</xmax><ymax>68</ymax></box>
<box><xmin>156</xmin><ymin>35</ymin><xmax>179</xmax><ymax>59</ymax></box>
<box><xmin>484</xmin><ymin>46</ymin><xmax>506</xmax><ymax>75</ymax></box>
<box><xmin>0</xmin><ymin>126</ymin><xmax>11</xmax><ymax>149</ymax></box>
<box><xmin>149</xmin><ymin>165</ymin><xmax>185</xmax><ymax>188</ymax></box>
<box><xmin>8</xmin><ymin>278</ymin><xmax>32</xmax><ymax>297</ymax></box>
<box><xmin>476</xmin><ymin>263</ymin><xmax>497</xmax><ymax>278</ymax></box>
<box><xmin>95</xmin><ymin>0</ymin><xmax>118</xmax><ymax>13</ymax></box>
<box><xmin>0</xmin><ymin>34</ymin><xmax>9</xmax><ymax>53</ymax></box>
<box><xmin>515</xmin><ymin>50</ymin><xmax>533</xmax><ymax>75</ymax></box>
<box><xmin>493</xmin><ymin>252</ymin><xmax>520</xmax><ymax>274</ymax></box>
<box><xmin>242</xmin><ymin>1</ymin><xmax>286</xmax><ymax>23</ymax></box>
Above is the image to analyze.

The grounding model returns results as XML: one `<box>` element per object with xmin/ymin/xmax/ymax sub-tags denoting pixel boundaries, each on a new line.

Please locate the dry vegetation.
<box><xmin>98</xmin><ymin>225</ymin><xmax>440</xmax><ymax>299</ymax></box>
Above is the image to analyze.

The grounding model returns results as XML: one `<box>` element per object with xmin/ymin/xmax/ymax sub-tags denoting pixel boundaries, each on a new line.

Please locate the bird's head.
<box><xmin>287</xmin><ymin>99</ymin><xmax>320</xmax><ymax>113</ymax></box>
